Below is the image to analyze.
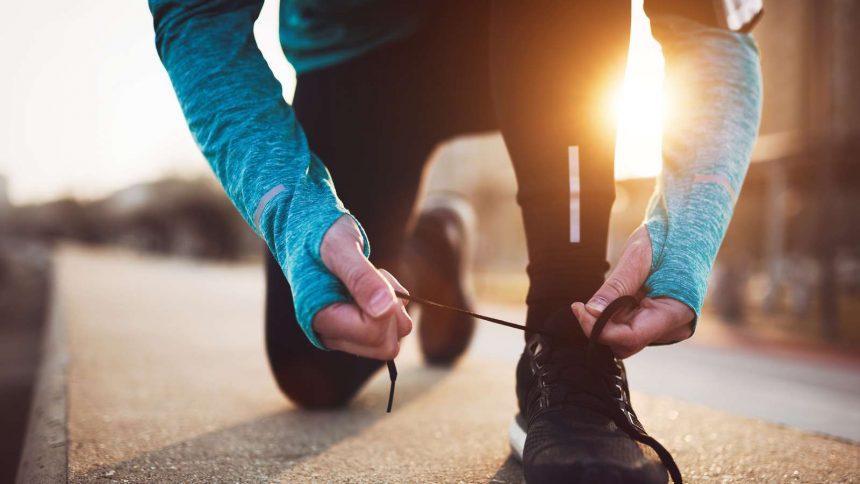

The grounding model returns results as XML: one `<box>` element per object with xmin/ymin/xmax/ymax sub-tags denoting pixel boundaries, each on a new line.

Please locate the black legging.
<box><xmin>265</xmin><ymin>0</ymin><xmax>631</xmax><ymax>408</ymax></box>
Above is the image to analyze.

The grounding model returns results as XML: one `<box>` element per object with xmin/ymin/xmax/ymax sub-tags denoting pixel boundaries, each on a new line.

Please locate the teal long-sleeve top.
<box><xmin>148</xmin><ymin>1</ymin><xmax>761</xmax><ymax>347</ymax></box>
<box><xmin>644</xmin><ymin>15</ymin><xmax>762</xmax><ymax>325</ymax></box>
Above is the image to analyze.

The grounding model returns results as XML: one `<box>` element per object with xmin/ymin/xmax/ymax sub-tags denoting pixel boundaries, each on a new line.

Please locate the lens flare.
<box><xmin>613</xmin><ymin>0</ymin><xmax>667</xmax><ymax>180</ymax></box>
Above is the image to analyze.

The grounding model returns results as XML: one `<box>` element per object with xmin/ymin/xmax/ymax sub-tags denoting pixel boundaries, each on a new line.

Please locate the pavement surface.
<box><xmin>29</xmin><ymin>247</ymin><xmax>860</xmax><ymax>483</ymax></box>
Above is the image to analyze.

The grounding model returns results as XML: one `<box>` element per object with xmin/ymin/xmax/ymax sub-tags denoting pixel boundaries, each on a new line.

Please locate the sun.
<box><xmin>613</xmin><ymin>0</ymin><xmax>667</xmax><ymax>180</ymax></box>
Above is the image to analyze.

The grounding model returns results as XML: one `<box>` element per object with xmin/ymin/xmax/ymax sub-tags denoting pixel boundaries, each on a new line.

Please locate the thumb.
<box><xmin>585</xmin><ymin>226</ymin><xmax>652</xmax><ymax>317</ymax></box>
<box><xmin>321</xmin><ymin>216</ymin><xmax>398</xmax><ymax>319</ymax></box>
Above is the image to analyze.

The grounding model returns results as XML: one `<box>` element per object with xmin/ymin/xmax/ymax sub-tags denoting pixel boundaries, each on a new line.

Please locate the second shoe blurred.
<box><xmin>401</xmin><ymin>194</ymin><xmax>477</xmax><ymax>366</ymax></box>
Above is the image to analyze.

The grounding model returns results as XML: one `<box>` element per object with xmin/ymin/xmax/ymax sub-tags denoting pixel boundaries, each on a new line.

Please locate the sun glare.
<box><xmin>613</xmin><ymin>1</ymin><xmax>666</xmax><ymax>180</ymax></box>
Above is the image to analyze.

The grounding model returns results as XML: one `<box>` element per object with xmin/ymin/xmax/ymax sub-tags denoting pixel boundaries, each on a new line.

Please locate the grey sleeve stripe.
<box><xmin>693</xmin><ymin>174</ymin><xmax>737</xmax><ymax>201</ymax></box>
<box><xmin>254</xmin><ymin>184</ymin><xmax>286</xmax><ymax>229</ymax></box>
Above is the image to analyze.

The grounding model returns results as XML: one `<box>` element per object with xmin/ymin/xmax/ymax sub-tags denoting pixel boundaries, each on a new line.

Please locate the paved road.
<box><xmin>630</xmin><ymin>342</ymin><xmax>860</xmax><ymax>443</ymax></box>
<box><xmin>36</xmin><ymin>248</ymin><xmax>859</xmax><ymax>483</ymax></box>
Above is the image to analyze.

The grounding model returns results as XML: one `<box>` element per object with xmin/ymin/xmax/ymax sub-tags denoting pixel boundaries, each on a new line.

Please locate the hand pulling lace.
<box><xmin>384</xmin><ymin>292</ymin><xmax>683</xmax><ymax>484</ymax></box>
<box><xmin>385</xmin><ymin>290</ymin><xmax>629</xmax><ymax>412</ymax></box>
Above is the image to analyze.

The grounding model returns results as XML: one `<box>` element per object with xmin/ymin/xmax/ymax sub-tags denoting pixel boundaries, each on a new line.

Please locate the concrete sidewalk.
<box><xmin>19</xmin><ymin>247</ymin><xmax>860</xmax><ymax>483</ymax></box>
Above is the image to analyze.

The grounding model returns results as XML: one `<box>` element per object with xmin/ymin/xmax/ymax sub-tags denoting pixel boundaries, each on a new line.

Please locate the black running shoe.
<box><xmin>510</xmin><ymin>297</ymin><xmax>682</xmax><ymax>483</ymax></box>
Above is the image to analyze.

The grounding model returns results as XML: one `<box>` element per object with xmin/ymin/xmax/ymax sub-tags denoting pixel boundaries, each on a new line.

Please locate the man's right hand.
<box><xmin>313</xmin><ymin>215</ymin><xmax>413</xmax><ymax>360</ymax></box>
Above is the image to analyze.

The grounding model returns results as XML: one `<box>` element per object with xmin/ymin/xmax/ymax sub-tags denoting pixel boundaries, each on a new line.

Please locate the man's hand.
<box><xmin>313</xmin><ymin>215</ymin><xmax>413</xmax><ymax>360</ymax></box>
<box><xmin>571</xmin><ymin>226</ymin><xmax>694</xmax><ymax>359</ymax></box>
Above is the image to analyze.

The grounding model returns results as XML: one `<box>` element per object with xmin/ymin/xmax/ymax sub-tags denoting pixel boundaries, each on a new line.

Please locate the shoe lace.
<box><xmin>586</xmin><ymin>297</ymin><xmax>684</xmax><ymax>484</ymax></box>
<box><xmin>387</xmin><ymin>291</ymin><xmax>683</xmax><ymax>484</ymax></box>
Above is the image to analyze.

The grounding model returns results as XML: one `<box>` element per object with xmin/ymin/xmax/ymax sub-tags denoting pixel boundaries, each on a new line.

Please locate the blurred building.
<box><xmin>0</xmin><ymin>175</ymin><xmax>9</xmax><ymax>210</ymax></box>
<box><xmin>0</xmin><ymin>177</ymin><xmax>260</xmax><ymax>262</ymax></box>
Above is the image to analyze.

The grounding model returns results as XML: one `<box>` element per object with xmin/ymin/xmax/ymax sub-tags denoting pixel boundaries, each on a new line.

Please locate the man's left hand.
<box><xmin>571</xmin><ymin>226</ymin><xmax>695</xmax><ymax>359</ymax></box>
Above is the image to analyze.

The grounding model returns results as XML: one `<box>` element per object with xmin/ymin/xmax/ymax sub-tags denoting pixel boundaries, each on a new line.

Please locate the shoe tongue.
<box><xmin>542</xmin><ymin>307</ymin><xmax>590</xmax><ymax>347</ymax></box>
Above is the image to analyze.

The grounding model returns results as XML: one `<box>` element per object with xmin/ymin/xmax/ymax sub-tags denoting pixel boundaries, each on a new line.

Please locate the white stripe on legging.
<box><xmin>569</xmin><ymin>146</ymin><xmax>581</xmax><ymax>243</ymax></box>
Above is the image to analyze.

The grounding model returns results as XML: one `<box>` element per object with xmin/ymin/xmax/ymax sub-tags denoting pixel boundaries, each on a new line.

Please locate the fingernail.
<box><xmin>586</xmin><ymin>297</ymin><xmax>607</xmax><ymax>313</ymax></box>
<box><xmin>369</xmin><ymin>289</ymin><xmax>393</xmax><ymax>317</ymax></box>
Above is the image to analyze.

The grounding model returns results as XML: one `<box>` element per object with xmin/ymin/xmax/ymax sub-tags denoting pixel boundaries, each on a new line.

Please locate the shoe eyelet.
<box><xmin>615</xmin><ymin>384</ymin><xmax>630</xmax><ymax>403</ymax></box>
<box><xmin>538</xmin><ymin>389</ymin><xmax>550</xmax><ymax>409</ymax></box>
<box><xmin>625</xmin><ymin>409</ymin><xmax>645</xmax><ymax>433</ymax></box>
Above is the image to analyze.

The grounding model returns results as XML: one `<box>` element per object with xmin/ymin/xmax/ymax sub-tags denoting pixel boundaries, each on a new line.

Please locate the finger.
<box><xmin>313</xmin><ymin>302</ymin><xmax>395</xmax><ymax>350</ymax></box>
<box><xmin>326</xmin><ymin>311</ymin><xmax>401</xmax><ymax>360</ymax></box>
<box><xmin>571</xmin><ymin>302</ymin><xmax>598</xmax><ymax>338</ymax></box>
<box><xmin>378</xmin><ymin>269</ymin><xmax>413</xmax><ymax>337</ymax></box>
<box><xmin>327</xmin><ymin>335</ymin><xmax>401</xmax><ymax>360</ymax></box>
<box><xmin>599</xmin><ymin>312</ymin><xmax>655</xmax><ymax>359</ymax></box>
<box><xmin>395</xmin><ymin>304</ymin><xmax>413</xmax><ymax>338</ymax></box>
<box><xmin>596</xmin><ymin>300</ymin><xmax>689</xmax><ymax>358</ymax></box>
<box><xmin>585</xmin><ymin>226</ymin><xmax>652</xmax><ymax>317</ymax></box>
<box><xmin>379</xmin><ymin>269</ymin><xmax>411</xmax><ymax>306</ymax></box>
<box><xmin>385</xmin><ymin>309</ymin><xmax>400</xmax><ymax>355</ymax></box>
<box><xmin>573</xmin><ymin>301</ymin><xmax>642</xmax><ymax>358</ymax></box>
<box><xmin>573</xmin><ymin>298</ymin><xmax>637</xmax><ymax>337</ymax></box>
<box><xmin>322</xmin><ymin>236</ymin><xmax>398</xmax><ymax>319</ymax></box>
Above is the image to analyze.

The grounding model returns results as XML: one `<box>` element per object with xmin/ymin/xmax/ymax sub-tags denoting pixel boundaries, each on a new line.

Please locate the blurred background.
<box><xmin>1</xmin><ymin>0</ymin><xmax>859</xmax><ymax>480</ymax></box>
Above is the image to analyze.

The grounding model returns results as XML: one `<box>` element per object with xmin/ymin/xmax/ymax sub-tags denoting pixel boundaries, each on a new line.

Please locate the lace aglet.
<box><xmin>386</xmin><ymin>360</ymin><xmax>397</xmax><ymax>413</ymax></box>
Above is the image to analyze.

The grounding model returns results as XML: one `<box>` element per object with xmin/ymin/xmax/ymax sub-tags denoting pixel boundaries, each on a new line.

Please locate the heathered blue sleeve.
<box><xmin>644</xmin><ymin>15</ymin><xmax>763</xmax><ymax>325</ymax></box>
<box><xmin>148</xmin><ymin>0</ymin><xmax>369</xmax><ymax>349</ymax></box>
